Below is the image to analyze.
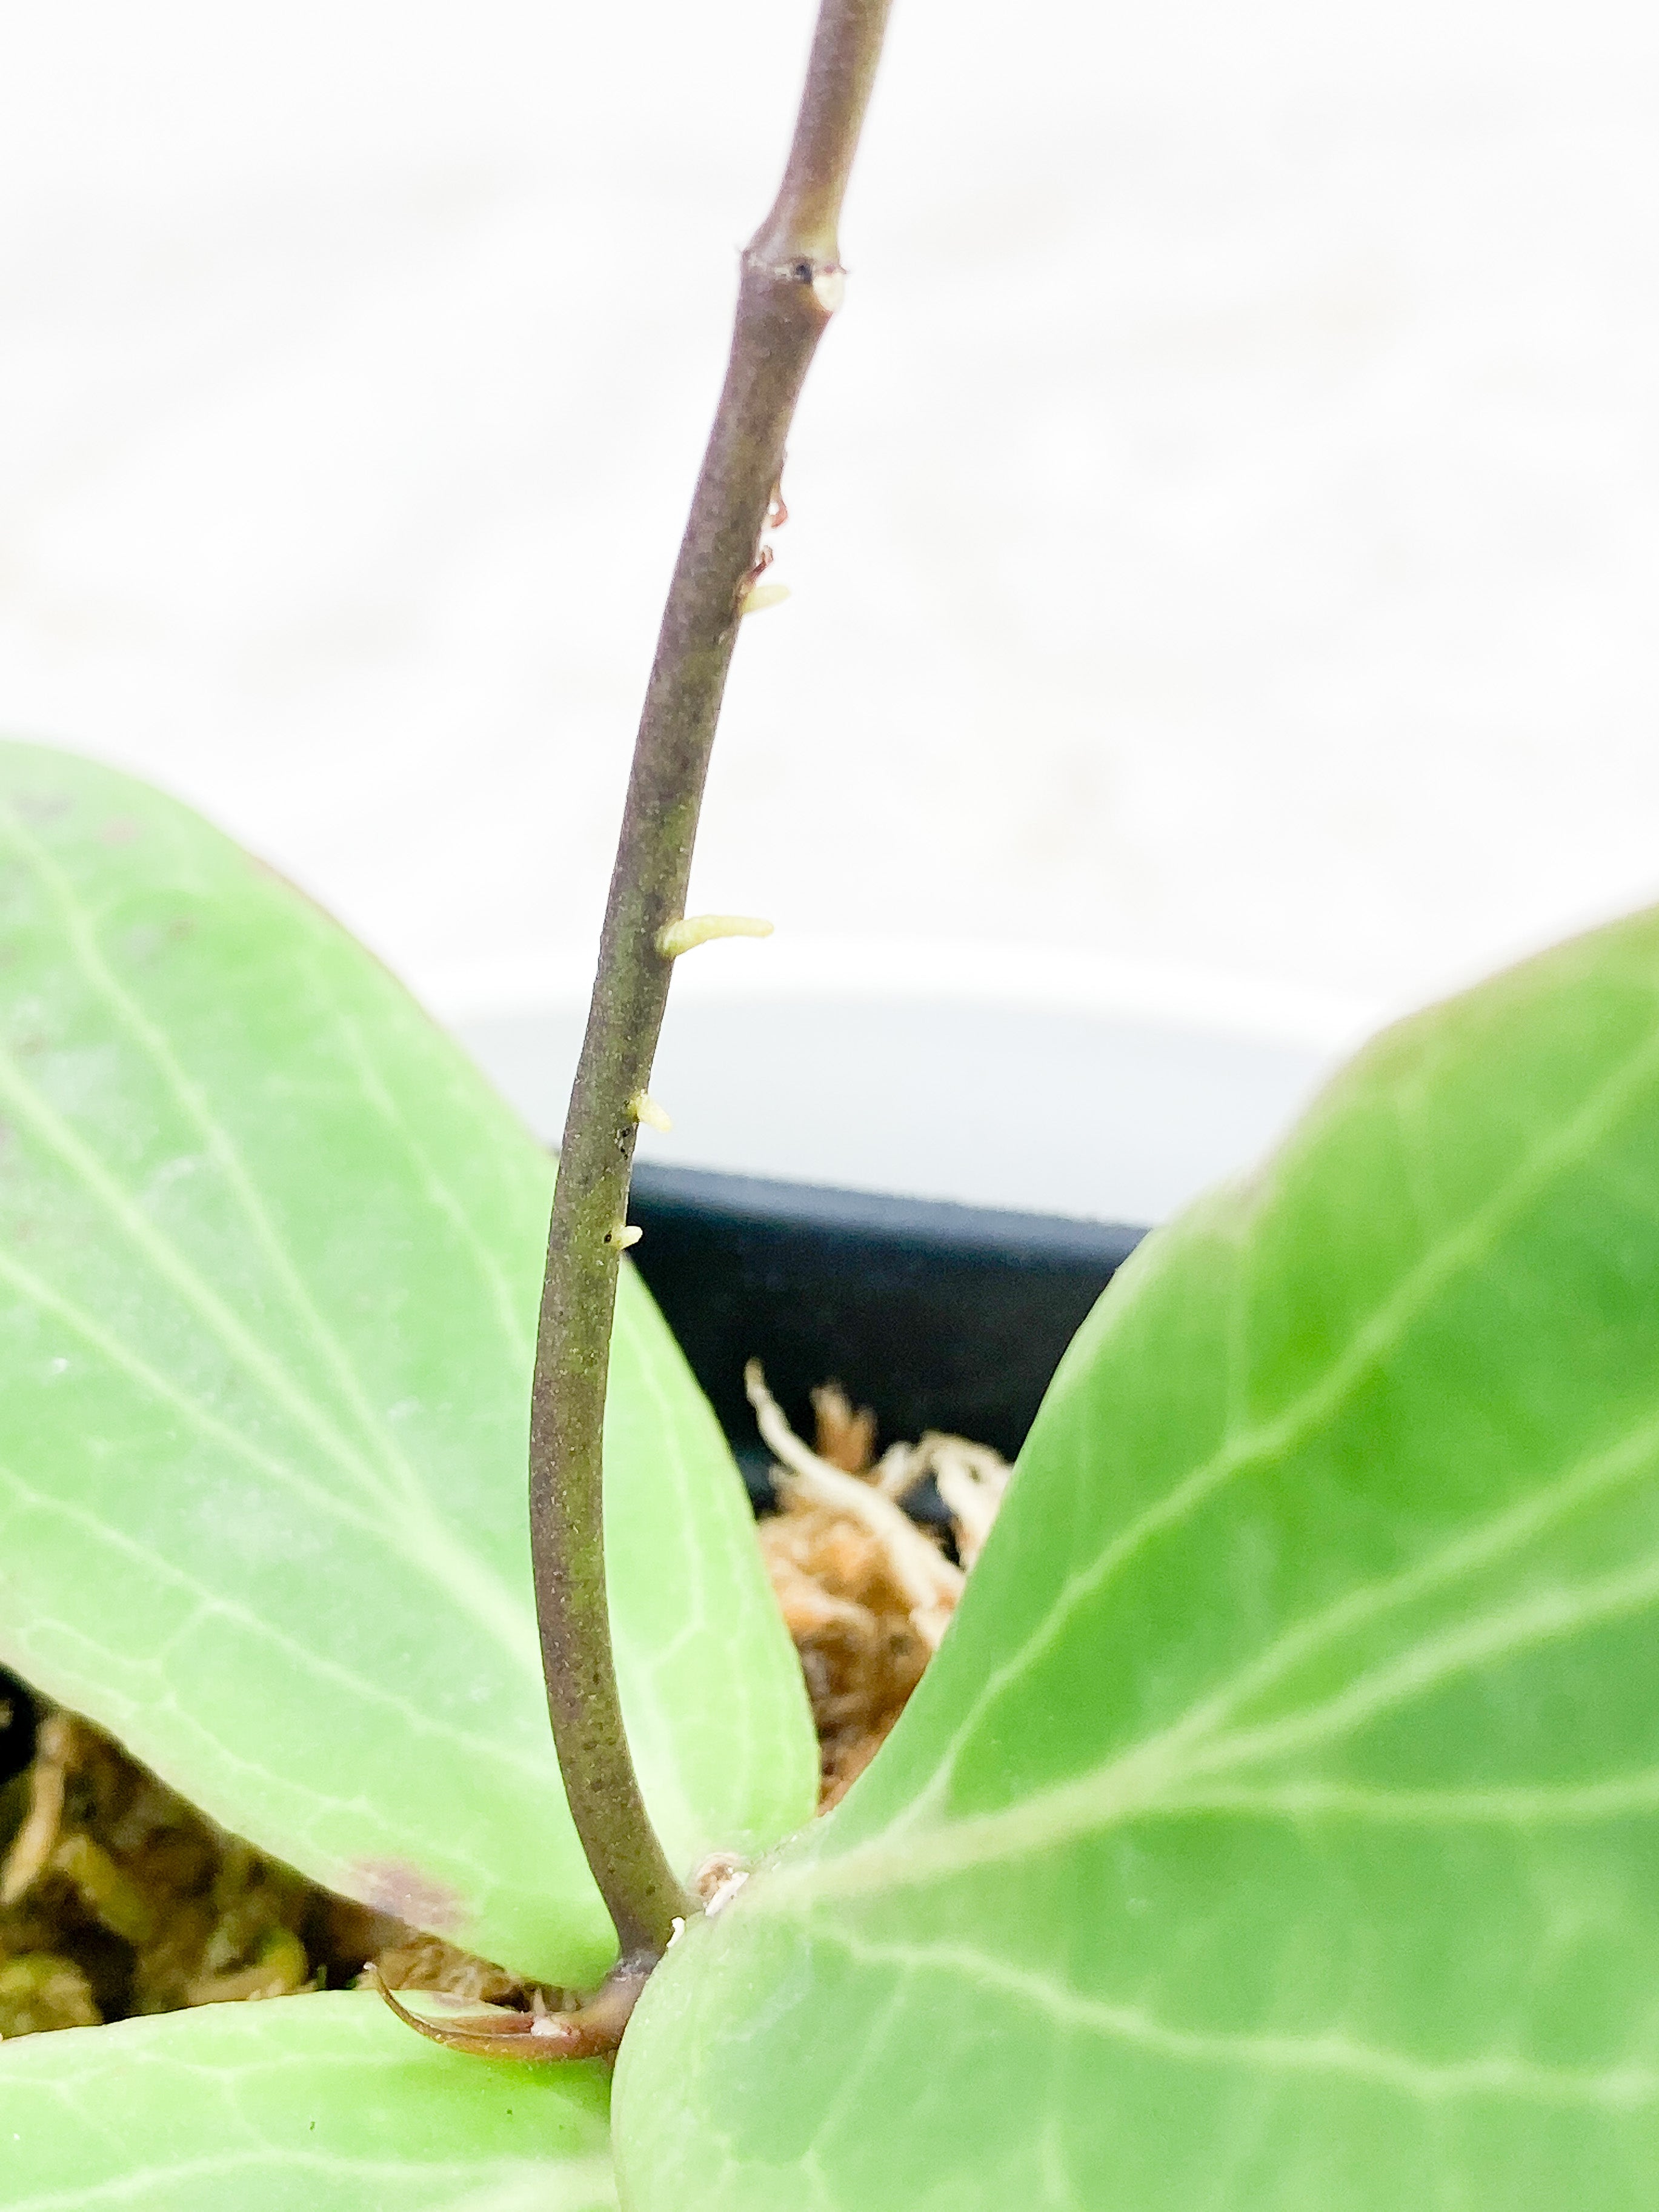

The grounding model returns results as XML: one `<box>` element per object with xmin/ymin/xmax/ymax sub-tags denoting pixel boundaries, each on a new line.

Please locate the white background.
<box><xmin>2</xmin><ymin>0</ymin><xmax>1657</xmax><ymax>1201</ymax></box>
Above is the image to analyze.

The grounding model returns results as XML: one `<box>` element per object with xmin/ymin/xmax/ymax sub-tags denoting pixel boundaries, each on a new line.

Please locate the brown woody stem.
<box><xmin>527</xmin><ymin>0</ymin><xmax>894</xmax><ymax>1972</ymax></box>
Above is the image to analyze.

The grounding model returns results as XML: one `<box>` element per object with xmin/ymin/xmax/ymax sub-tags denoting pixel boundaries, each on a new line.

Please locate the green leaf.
<box><xmin>614</xmin><ymin>908</ymin><xmax>1659</xmax><ymax>2208</ymax></box>
<box><xmin>0</xmin><ymin>742</ymin><xmax>815</xmax><ymax>1987</ymax></box>
<box><xmin>0</xmin><ymin>1989</ymin><xmax>615</xmax><ymax>2210</ymax></box>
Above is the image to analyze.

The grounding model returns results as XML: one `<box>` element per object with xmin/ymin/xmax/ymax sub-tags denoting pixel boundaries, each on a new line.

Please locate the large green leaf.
<box><xmin>0</xmin><ymin>742</ymin><xmax>815</xmax><ymax>1987</ymax></box>
<box><xmin>614</xmin><ymin>907</ymin><xmax>1659</xmax><ymax>2208</ymax></box>
<box><xmin>0</xmin><ymin>1989</ymin><xmax>615</xmax><ymax>2209</ymax></box>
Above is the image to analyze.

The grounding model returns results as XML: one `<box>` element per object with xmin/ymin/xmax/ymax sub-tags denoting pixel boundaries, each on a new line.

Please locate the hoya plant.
<box><xmin>5</xmin><ymin>1</ymin><xmax>1659</xmax><ymax>2206</ymax></box>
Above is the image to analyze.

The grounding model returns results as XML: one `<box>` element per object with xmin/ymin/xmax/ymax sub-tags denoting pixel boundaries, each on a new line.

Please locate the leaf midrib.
<box><xmin>0</xmin><ymin>2147</ymin><xmax>617</xmax><ymax>2212</ymax></box>
<box><xmin>0</xmin><ymin>805</ymin><xmax>539</xmax><ymax>1672</ymax></box>
<box><xmin>896</xmin><ymin>1011</ymin><xmax>1659</xmax><ymax>1824</ymax></box>
<box><xmin>2</xmin><ymin>803</ymin><xmax>442</xmax><ymax>1503</ymax></box>
<box><xmin>766</xmin><ymin>1407</ymin><xmax>1659</xmax><ymax>1908</ymax></box>
<box><xmin>796</xmin><ymin>1928</ymin><xmax>1659</xmax><ymax>2111</ymax></box>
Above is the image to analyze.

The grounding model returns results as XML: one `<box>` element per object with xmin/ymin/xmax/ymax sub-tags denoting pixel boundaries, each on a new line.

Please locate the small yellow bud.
<box><xmin>656</xmin><ymin>914</ymin><xmax>774</xmax><ymax>959</ymax></box>
<box><xmin>739</xmin><ymin>580</ymin><xmax>791</xmax><ymax>616</ymax></box>
<box><xmin>628</xmin><ymin>1089</ymin><xmax>673</xmax><ymax>1132</ymax></box>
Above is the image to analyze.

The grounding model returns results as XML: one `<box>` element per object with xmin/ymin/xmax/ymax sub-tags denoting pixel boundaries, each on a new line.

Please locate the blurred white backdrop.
<box><xmin>2</xmin><ymin>0</ymin><xmax>1657</xmax><ymax>1209</ymax></box>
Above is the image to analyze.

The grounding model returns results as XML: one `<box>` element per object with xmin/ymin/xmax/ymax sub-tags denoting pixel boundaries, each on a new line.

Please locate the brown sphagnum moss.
<box><xmin>756</xmin><ymin>1381</ymin><xmax>1011</xmax><ymax>1807</ymax></box>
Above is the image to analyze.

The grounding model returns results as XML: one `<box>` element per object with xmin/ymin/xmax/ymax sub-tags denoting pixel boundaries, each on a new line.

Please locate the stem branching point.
<box><xmin>525</xmin><ymin>0</ymin><xmax>894</xmax><ymax>1986</ymax></box>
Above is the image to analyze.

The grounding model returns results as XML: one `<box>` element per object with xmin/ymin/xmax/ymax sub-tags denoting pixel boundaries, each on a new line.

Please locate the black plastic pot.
<box><xmin>628</xmin><ymin>1161</ymin><xmax>1145</xmax><ymax>1506</ymax></box>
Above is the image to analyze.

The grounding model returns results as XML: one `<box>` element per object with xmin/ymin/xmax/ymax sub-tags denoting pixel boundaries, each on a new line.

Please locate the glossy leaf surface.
<box><xmin>616</xmin><ymin>909</ymin><xmax>1659</xmax><ymax>2208</ymax></box>
<box><xmin>0</xmin><ymin>1989</ymin><xmax>614</xmax><ymax>2210</ymax></box>
<box><xmin>0</xmin><ymin>743</ymin><xmax>815</xmax><ymax>1985</ymax></box>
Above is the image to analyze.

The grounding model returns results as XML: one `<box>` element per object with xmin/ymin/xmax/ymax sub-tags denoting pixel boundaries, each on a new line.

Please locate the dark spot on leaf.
<box><xmin>11</xmin><ymin>792</ymin><xmax>70</xmax><ymax>825</ymax></box>
<box><xmin>350</xmin><ymin>1859</ymin><xmax>467</xmax><ymax>1936</ymax></box>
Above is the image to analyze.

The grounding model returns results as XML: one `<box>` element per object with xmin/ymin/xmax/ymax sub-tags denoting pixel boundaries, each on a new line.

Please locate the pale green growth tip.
<box><xmin>740</xmin><ymin>580</ymin><xmax>791</xmax><ymax>616</ymax></box>
<box><xmin>628</xmin><ymin>1089</ymin><xmax>674</xmax><ymax>1132</ymax></box>
<box><xmin>656</xmin><ymin>914</ymin><xmax>775</xmax><ymax>959</ymax></box>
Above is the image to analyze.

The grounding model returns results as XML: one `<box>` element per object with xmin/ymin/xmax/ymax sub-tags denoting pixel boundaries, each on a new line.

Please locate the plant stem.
<box><xmin>528</xmin><ymin>0</ymin><xmax>894</xmax><ymax>1970</ymax></box>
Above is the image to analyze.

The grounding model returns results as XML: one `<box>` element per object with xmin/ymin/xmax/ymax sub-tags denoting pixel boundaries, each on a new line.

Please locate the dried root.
<box><xmin>367</xmin><ymin>1958</ymin><xmax>645</xmax><ymax>2064</ymax></box>
<box><xmin>746</xmin><ymin>1363</ymin><xmax>963</xmax><ymax>1648</ymax></box>
<box><xmin>750</xmin><ymin>1367</ymin><xmax>1012</xmax><ymax>1808</ymax></box>
<box><xmin>876</xmin><ymin>1432</ymin><xmax>1011</xmax><ymax>1571</ymax></box>
<box><xmin>362</xmin><ymin>1930</ymin><xmax>555</xmax><ymax>2011</ymax></box>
